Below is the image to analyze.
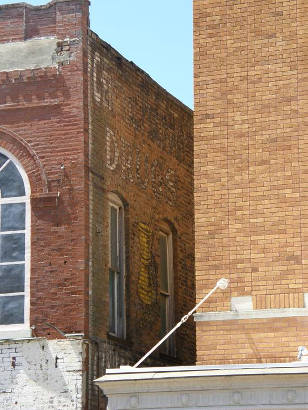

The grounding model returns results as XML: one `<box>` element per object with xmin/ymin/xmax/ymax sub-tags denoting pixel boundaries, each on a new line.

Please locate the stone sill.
<box><xmin>194</xmin><ymin>308</ymin><xmax>308</xmax><ymax>322</ymax></box>
<box><xmin>0</xmin><ymin>327</ymin><xmax>32</xmax><ymax>341</ymax></box>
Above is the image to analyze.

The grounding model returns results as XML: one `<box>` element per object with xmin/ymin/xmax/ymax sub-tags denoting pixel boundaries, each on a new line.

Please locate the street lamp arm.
<box><xmin>133</xmin><ymin>278</ymin><xmax>229</xmax><ymax>368</ymax></box>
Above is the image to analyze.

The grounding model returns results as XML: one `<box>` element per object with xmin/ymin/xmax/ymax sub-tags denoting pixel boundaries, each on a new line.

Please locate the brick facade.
<box><xmin>0</xmin><ymin>0</ymin><xmax>90</xmax><ymax>341</ymax></box>
<box><xmin>0</xmin><ymin>0</ymin><xmax>194</xmax><ymax>408</ymax></box>
<box><xmin>194</xmin><ymin>0</ymin><xmax>308</xmax><ymax>364</ymax></box>
<box><xmin>87</xmin><ymin>31</ymin><xmax>195</xmax><ymax>408</ymax></box>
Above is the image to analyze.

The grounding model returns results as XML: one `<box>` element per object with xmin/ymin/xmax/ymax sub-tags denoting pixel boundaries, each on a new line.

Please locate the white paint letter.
<box><xmin>106</xmin><ymin>128</ymin><xmax>119</xmax><ymax>170</ymax></box>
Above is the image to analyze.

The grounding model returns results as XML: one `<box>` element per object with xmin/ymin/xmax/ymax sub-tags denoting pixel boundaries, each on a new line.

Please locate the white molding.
<box><xmin>194</xmin><ymin>308</ymin><xmax>308</xmax><ymax>322</ymax></box>
<box><xmin>0</xmin><ymin>327</ymin><xmax>32</xmax><ymax>340</ymax></box>
<box><xmin>98</xmin><ymin>363</ymin><xmax>308</xmax><ymax>384</ymax></box>
<box><xmin>111</xmin><ymin>362</ymin><xmax>308</xmax><ymax>373</ymax></box>
<box><xmin>95</xmin><ymin>363</ymin><xmax>308</xmax><ymax>409</ymax></box>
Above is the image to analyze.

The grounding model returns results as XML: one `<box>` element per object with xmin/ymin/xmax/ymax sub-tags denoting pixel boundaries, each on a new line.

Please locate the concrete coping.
<box><xmin>0</xmin><ymin>333</ymin><xmax>84</xmax><ymax>344</ymax></box>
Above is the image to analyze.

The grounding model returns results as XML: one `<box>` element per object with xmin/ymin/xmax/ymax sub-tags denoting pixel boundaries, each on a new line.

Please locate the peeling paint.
<box><xmin>0</xmin><ymin>38</ymin><xmax>74</xmax><ymax>72</ymax></box>
<box><xmin>0</xmin><ymin>339</ymin><xmax>84</xmax><ymax>409</ymax></box>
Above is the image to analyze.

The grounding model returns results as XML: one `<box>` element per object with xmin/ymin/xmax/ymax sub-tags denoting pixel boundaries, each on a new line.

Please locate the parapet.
<box><xmin>0</xmin><ymin>0</ymin><xmax>89</xmax><ymax>43</ymax></box>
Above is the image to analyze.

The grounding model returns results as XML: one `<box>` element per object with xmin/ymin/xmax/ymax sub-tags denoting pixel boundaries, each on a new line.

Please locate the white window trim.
<box><xmin>0</xmin><ymin>148</ymin><xmax>31</xmax><ymax>339</ymax></box>
<box><xmin>159</xmin><ymin>225</ymin><xmax>175</xmax><ymax>356</ymax></box>
<box><xmin>108</xmin><ymin>193</ymin><xmax>126</xmax><ymax>339</ymax></box>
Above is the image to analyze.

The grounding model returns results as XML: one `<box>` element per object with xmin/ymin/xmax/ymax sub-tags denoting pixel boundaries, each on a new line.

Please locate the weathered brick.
<box><xmin>0</xmin><ymin>0</ymin><xmax>195</xmax><ymax>409</ymax></box>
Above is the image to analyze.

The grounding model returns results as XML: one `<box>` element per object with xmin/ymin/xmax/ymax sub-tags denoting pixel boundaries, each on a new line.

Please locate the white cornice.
<box><xmin>95</xmin><ymin>363</ymin><xmax>308</xmax><ymax>408</ymax></box>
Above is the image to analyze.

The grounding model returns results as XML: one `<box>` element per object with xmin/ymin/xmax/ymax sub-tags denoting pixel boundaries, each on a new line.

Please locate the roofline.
<box><xmin>88</xmin><ymin>29</ymin><xmax>193</xmax><ymax>114</ymax></box>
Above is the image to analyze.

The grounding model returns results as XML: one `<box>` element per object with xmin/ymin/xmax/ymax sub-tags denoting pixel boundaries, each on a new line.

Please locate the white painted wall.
<box><xmin>0</xmin><ymin>337</ymin><xmax>84</xmax><ymax>409</ymax></box>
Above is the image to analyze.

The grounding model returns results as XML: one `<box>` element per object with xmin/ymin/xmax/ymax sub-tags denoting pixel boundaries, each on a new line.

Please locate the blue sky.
<box><xmin>0</xmin><ymin>0</ymin><xmax>193</xmax><ymax>108</ymax></box>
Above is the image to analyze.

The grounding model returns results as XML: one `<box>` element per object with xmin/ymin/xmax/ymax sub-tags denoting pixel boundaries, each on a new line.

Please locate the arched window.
<box><xmin>0</xmin><ymin>149</ymin><xmax>30</xmax><ymax>334</ymax></box>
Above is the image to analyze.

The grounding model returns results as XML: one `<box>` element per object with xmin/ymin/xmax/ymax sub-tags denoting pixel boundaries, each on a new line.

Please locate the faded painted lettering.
<box><xmin>138</xmin><ymin>223</ymin><xmax>155</xmax><ymax>305</ymax></box>
<box><xmin>93</xmin><ymin>52</ymin><xmax>113</xmax><ymax>110</ymax></box>
<box><xmin>105</xmin><ymin>128</ymin><xmax>177</xmax><ymax>206</ymax></box>
<box><xmin>106</xmin><ymin>128</ymin><xmax>119</xmax><ymax>170</ymax></box>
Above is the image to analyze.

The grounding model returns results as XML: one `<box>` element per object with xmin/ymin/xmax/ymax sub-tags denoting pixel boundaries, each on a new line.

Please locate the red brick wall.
<box><xmin>194</xmin><ymin>0</ymin><xmax>308</xmax><ymax>363</ymax></box>
<box><xmin>0</xmin><ymin>0</ymin><xmax>90</xmax><ymax>338</ymax></box>
<box><xmin>0</xmin><ymin>2</ymin><xmax>195</xmax><ymax>407</ymax></box>
<box><xmin>88</xmin><ymin>31</ymin><xmax>195</xmax><ymax>367</ymax></box>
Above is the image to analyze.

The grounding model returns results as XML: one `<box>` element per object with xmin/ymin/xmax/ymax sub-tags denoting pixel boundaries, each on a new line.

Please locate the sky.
<box><xmin>0</xmin><ymin>0</ymin><xmax>193</xmax><ymax>108</ymax></box>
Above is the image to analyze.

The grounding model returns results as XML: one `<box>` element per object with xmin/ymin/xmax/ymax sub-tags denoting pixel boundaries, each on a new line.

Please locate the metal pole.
<box><xmin>133</xmin><ymin>278</ymin><xmax>229</xmax><ymax>368</ymax></box>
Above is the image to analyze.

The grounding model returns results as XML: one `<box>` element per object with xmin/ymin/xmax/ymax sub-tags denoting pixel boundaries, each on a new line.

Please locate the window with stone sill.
<box><xmin>0</xmin><ymin>150</ymin><xmax>30</xmax><ymax>329</ymax></box>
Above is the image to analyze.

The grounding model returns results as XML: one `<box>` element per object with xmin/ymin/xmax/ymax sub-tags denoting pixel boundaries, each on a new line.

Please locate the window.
<box><xmin>159</xmin><ymin>228</ymin><xmax>175</xmax><ymax>355</ymax></box>
<box><xmin>0</xmin><ymin>150</ymin><xmax>30</xmax><ymax>332</ymax></box>
<box><xmin>108</xmin><ymin>194</ymin><xmax>125</xmax><ymax>338</ymax></box>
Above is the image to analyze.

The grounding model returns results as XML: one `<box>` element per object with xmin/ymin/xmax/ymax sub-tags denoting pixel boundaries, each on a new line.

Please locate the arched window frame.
<box><xmin>108</xmin><ymin>192</ymin><xmax>126</xmax><ymax>339</ymax></box>
<box><xmin>0</xmin><ymin>148</ymin><xmax>31</xmax><ymax>339</ymax></box>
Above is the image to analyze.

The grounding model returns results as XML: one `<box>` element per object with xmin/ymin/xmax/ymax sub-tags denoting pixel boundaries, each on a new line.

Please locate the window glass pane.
<box><xmin>1</xmin><ymin>203</ymin><xmax>25</xmax><ymax>231</ymax></box>
<box><xmin>109</xmin><ymin>269</ymin><xmax>116</xmax><ymax>333</ymax></box>
<box><xmin>110</xmin><ymin>206</ymin><xmax>118</xmax><ymax>270</ymax></box>
<box><xmin>117</xmin><ymin>271</ymin><xmax>124</xmax><ymax>337</ymax></box>
<box><xmin>160</xmin><ymin>294</ymin><xmax>167</xmax><ymax>335</ymax></box>
<box><xmin>0</xmin><ymin>295</ymin><xmax>24</xmax><ymax>324</ymax></box>
<box><xmin>160</xmin><ymin>234</ymin><xmax>168</xmax><ymax>292</ymax></box>
<box><xmin>118</xmin><ymin>209</ymin><xmax>124</xmax><ymax>266</ymax></box>
<box><xmin>0</xmin><ymin>264</ymin><xmax>25</xmax><ymax>294</ymax></box>
<box><xmin>0</xmin><ymin>153</ymin><xmax>8</xmax><ymax>168</ymax></box>
<box><xmin>117</xmin><ymin>271</ymin><xmax>123</xmax><ymax>320</ymax></box>
<box><xmin>0</xmin><ymin>161</ymin><xmax>25</xmax><ymax>198</ymax></box>
<box><xmin>0</xmin><ymin>233</ymin><xmax>25</xmax><ymax>262</ymax></box>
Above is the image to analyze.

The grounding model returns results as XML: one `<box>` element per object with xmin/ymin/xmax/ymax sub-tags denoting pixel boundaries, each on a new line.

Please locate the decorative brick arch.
<box><xmin>0</xmin><ymin>126</ymin><xmax>48</xmax><ymax>195</ymax></box>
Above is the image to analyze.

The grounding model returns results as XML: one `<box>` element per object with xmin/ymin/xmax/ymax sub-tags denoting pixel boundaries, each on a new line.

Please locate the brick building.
<box><xmin>96</xmin><ymin>1</ymin><xmax>308</xmax><ymax>409</ymax></box>
<box><xmin>194</xmin><ymin>0</ymin><xmax>308</xmax><ymax>364</ymax></box>
<box><xmin>0</xmin><ymin>0</ymin><xmax>194</xmax><ymax>408</ymax></box>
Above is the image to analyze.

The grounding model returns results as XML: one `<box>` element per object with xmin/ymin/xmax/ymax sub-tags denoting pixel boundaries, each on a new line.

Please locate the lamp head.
<box><xmin>217</xmin><ymin>278</ymin><xmax>229</xmax><ymax>290</ymax></box>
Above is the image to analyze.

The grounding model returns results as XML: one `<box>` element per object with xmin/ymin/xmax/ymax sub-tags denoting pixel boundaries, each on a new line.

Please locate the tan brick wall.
<box><xmin>194</xmin><ymin>0</ymin><xmax>308</xmax><ymax>363</ymax></box>
<box><xmin>88</xmin><ymin>31</ymin><xmax>195</xmax><ymax>371</ymax></box>
<box><xmin>197</xmin><ymin>316</ymin><xmax>308</xmax><ymax>364</ymax></box>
